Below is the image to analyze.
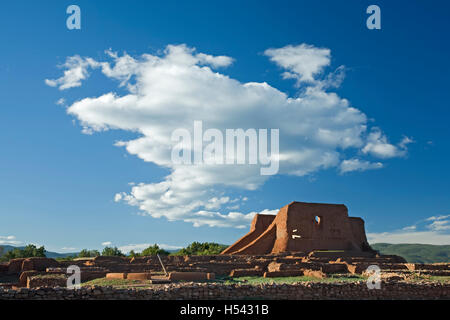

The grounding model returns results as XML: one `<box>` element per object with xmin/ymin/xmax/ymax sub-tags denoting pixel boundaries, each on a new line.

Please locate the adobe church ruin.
<box><xmin>3</xmin><ymin>201</ymin><xmax>449</xmax><ymax>294</ymax></box>
<box><xmin>222</xmin><ymin>201</ymin><xmax>373</xmax><ymax>255</ymax></box>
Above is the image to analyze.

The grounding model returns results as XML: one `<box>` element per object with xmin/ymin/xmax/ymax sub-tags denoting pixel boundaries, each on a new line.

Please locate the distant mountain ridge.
<box><xmin>371</xmin><ymin>243</ymin><xmax>450</xmax><ymax>263</ymax></box>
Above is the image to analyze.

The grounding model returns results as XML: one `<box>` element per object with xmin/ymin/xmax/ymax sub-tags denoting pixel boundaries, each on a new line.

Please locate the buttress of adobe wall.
<box><xmin>348</xmin><ymin>217</ymin><xmax>369</xmax><ymax>248</ymax></box>
<box><xmin>221</xmin><ymin>214</ymin><xmax>275</xmax><ymax>254</ymax></box>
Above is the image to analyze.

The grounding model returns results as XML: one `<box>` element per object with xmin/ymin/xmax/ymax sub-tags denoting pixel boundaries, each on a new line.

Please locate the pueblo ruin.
<box><xmin>1</xmin><ymin>201</ymin><xmax>449</xmax><ymax>294</ymax></box>
<box><xmin>222</xmin><ymin>201</ymin><xmax>372</xmax><ymax>255</ymax></box>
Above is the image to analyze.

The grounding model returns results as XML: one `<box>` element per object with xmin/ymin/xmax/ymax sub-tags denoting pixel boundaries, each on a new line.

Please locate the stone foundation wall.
<box><xmin>27</xmin><ymin>275</ymin><xmax>67</xmax><ymax>288</ymax></box>
<box><xmin>0</xmin><ymin>282</ymin><xmax>448</xmax><ymax>300</ymax></box>
<box><xmin>2</xmin><ymin>256</ymin><xmax>449</xmax><ymax>291</ymax></box>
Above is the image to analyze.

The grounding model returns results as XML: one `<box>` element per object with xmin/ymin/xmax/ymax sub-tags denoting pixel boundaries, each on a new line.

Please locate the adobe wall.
<box><xmin>348</xmin><ymin>217</ymin><xmax>369</xmax><ymax>249</ymax></box>
<box><xmin>3</xmin><ymin>252</ymin><xmax>423</xmax><ymax>288</ymax></box>
<box><xmin>6</xmin><ymin>258</ymin><xmax>60</xmax><ymax>275</ymax></box>
<box><xmin>281</xmin><ymin>202</ymin><xmax>363</xmax><ymax>252</ymax></box>
<box><xmin>222</xmin><ymin>201</ymin><xmax>372</xmax><ymax>255</ymax></box>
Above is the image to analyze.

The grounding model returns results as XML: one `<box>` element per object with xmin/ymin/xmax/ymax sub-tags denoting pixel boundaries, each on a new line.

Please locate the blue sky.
<box><xmin>1</xmin><ymin>0</ymin><xmax>449</xmax><ymax>253</ymax></box>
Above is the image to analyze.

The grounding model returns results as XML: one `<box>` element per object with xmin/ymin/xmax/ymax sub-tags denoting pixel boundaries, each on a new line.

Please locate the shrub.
<box><xmin>141</xmin><ymin>244</ymin><xmax>169</xmax><ymax>256</ymax></box>
<box><xmin>128</xmin><ymin>250</ymin><xmax>138</xmax><ymax>258</ymax></box>
<box><xmin>173</xmin><ymin>242</ymin><xmax>228</xmax><ymax>255</ymax></box>
<box><xmin>78</xmin><ymin>249</ymin><xmax>100</xmax><ymax>258</ymax></box>
<box><xmin>101</xmin><ymin>246</ymin><xmax>125</xmax><ymax>257</ymax></box>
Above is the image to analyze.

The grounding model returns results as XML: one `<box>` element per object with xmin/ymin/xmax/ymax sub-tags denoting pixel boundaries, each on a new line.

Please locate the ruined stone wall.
<box><xmin>6</xmin><ymin>258</ymin><xmax>60</xmax><ymax>274</ymax></box>
<box><xmin>222</xmin><ymin>202</ymin><xmax>372</xmax><ymax>255</ymax></box>
<box><xmin>348</xmin><ymin>217</ymin><xmax>368</xmax><ymax>248</ymax></box>
<box><xmin>279</xmin><ymin>202</ymin><xmax>365</xmax><ymax>253</ymax></box>
<box><xmin>3</xmin><ymin>254</ymin><xmax>447</xmax><ymax>290</ymax></box>
<box><xmin>0</xmin><ymin>282</ymin><xmax>448</xmax><ymax>300</ymax></box>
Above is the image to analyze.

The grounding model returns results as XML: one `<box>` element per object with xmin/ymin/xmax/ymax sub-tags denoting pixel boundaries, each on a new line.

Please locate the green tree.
<box><xmin>3</xmin><ymin>244</ymin><xmax>46</xmax><ymax>260</ymax></box>
<box><xmin>128</xmin><ymin>250</ymin><xmax>140</xmax><ymax>258</ymax></box>
<box><xmin>0</xmin><ymin>246</ymin><xmax>5</xmax><ymax>261</ymax></box>
<box><xmin>101</xmin><ymin>246</ymin><xmax>124</xmax><ymax>257</ymax></box>
<box><xmin>141</xmin><ymin>244</ymin><xmax>169</xmax><ymax>256</ymax></box>
<box><xmin>174</xmin><ymin>242</ymin><xmax>228</xmax><ymax>255</ymax></box>
<box><xmin>78</xmin><ymin>249</ymin><xmax>100</xmax><ymax>258</ymax></box>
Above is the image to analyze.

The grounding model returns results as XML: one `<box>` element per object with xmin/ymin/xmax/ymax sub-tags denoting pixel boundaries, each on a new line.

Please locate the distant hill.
<box><xmin>371</xmin><ymin>243</ymin><xmax>450</xmax><ymax>263</ymax></box>
<box><xmin>0</xmin><ymin>245</ymin><xmax>78</xmax><ymax>259</ymax></box>
<box><xmin>3</xmin><ymin>243</ymin><xmax>449</xmax><ymax>263</ymax></box>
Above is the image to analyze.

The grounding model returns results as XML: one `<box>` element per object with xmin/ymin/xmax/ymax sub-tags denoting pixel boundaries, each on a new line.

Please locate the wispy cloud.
<box><xmin>368</xmin><ymin>214</ymin><xmax>450</xmax><ymax>245</ymax></box>
<box><xmin>339</xmin><ymin>158</ymin><xmax>383</xmax><ymax>174</ymax></box>
<box><xmin>0</xmin><ymin>235</ymin><xmax>22</xmax><ymax>246</ymax></box>
<box><xmin>362</xmin><ymin>128</ymin><xmax>413</xmax><ymax>159</ymax></box>
<box><xmin>426</xmin><ymin>215</ymin><xmax>450</xmax><ymax>231</ymax></box>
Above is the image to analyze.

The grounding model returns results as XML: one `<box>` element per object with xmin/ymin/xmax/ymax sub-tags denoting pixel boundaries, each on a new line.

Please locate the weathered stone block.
<box><xmin>0</xmin><ymin>263</ymin><xmax>8</xmax><ymax>273</ymax></box>
<box><xmin>106</xmin><ymin>273</ymin><xmax>127</xmax><ymax>279</ymax></box>
<box><xmin>21</xmin><ymin>258</ymin><xmax>59</xmax><ymax>272</ymax></box>
<box><xmin>168</xmin><ymin>272</ymin><xmax>209</xmax><ymax>281</ymax></box>
<box><xmin>126</xmin><ymin>273</ymin><xmax>152</xmax><ymax>280</ymax></box>
<box><xmin>19</xmin><ymin>271</ymin><xmax>41</xmax><ymax>287</ymax></box>
<box><xmin>303</xmin><ymin>269</ymin><xmax>327</xmax><ymax>279</ymax></box>
<box><xmin>8</xmin><ymin>259</ymin><xmax>26</xmax><ymax>274</ymax></box>
<box><xmin>27</xmin><ymin>275</ymin><xmax>67</xmax><ymax>288</ymax></box>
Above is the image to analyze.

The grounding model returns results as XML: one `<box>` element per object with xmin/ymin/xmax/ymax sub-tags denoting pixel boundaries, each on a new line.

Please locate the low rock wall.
<box><xmin>0</xmin><ymin>282</ymin><xmax>448</xmax><ymax>300</ymax></box>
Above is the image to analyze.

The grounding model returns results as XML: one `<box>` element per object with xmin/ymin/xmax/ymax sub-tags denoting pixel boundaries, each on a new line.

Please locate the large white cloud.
<box><xmin>46</xmin><ymin>44</ymin><xmax>410</xmax><ymax>228</ymax></box>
